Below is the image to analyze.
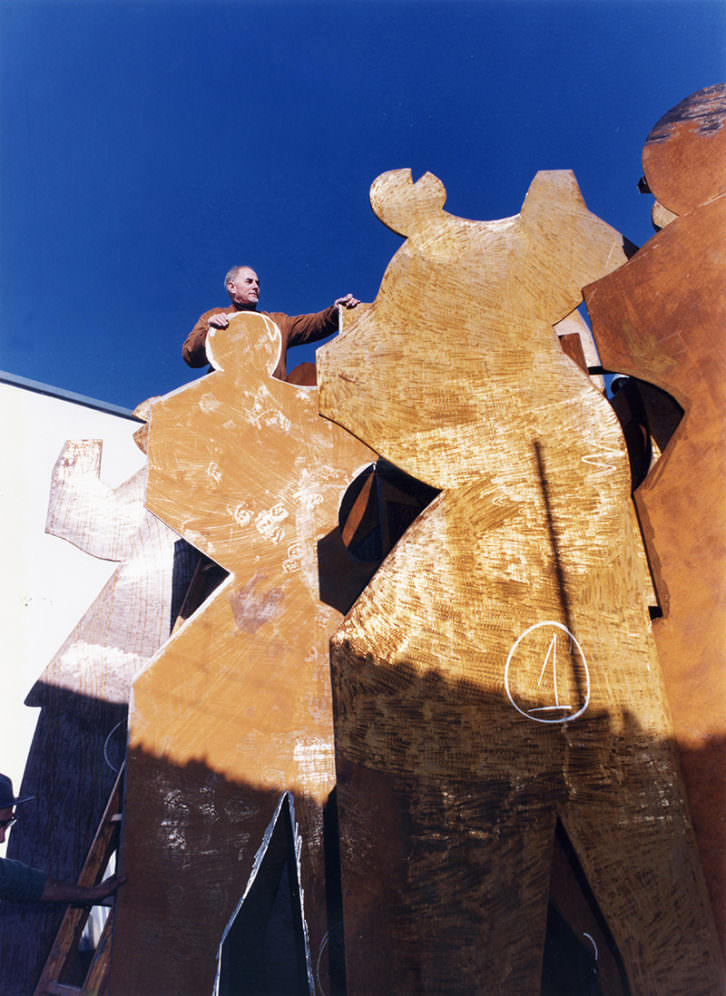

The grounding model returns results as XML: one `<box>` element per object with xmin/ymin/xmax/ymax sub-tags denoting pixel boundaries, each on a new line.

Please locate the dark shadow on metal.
<box><xmin>171</xmin><ymin>541</ymin><xmax>229</xmax><ymax>631</ymax></box>
<box><xmin>533</xmin><ymin>439</ymin><xmax>586</xmax><ymax>710</ymax></box>
<box><xmin>544</xmin><ymin>819</ymin><xmax>631</xmax><ymax>995</ymax></box>
<box><xmin>323</xmin><ymin>788</ymin><xmax>347</xmax><ymax>996</ymax></box>
<box><xmin>338</xmin><ymin>459</ymin><xmax>440</xmax><ymax>564</ymax></box>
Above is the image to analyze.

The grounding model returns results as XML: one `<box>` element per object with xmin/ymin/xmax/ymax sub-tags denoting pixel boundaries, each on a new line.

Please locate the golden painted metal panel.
<box><xmin>319</xmin><ymin>169</ymin><xmax>723</xmax><ymax>993</ymax></box>
<box><xmin>109</xmin><ymin>313</ymin><xmax>374</xmax><ymax>995</ymax></box>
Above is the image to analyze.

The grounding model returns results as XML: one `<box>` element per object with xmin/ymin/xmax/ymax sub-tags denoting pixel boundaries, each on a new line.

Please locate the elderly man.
<box><xmin>182</xmin><ymin>265</ymin><xmax>359</xmax><ymax>381</ymax></box>
<box><xmin>0</xmin><ymin>773</ymin><xmax>123</xmax><ymax>905</ymax></box>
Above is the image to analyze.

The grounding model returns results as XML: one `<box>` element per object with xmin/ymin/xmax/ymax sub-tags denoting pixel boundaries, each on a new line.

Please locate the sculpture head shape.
<box><xmin>318</xmin><ymin>169</ymin><xmax>628</xmax><ymax>488</ymax></box>
<box><xmin>642</xmin><ymin>83</ymin><xmax>726</xmax><ymax>217</ymax></box>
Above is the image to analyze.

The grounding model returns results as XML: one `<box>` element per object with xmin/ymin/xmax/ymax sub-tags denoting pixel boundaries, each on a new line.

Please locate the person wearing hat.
<box><xmin>0</xmin><ymin>773</ymin><xmax>125</xmax><ymax>904</ymax></box>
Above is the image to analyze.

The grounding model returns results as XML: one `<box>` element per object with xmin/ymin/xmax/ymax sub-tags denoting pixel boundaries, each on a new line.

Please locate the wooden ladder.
<box><xmin>33</xmin><ymin>766</ymin><xmax>124</xmax><ymax>996</ymax></box>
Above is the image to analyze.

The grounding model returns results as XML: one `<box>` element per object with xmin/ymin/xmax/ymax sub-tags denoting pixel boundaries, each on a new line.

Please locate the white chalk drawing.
<box><xmin>581</xmin><ymin>440</ymin><xmax>621</xmax><ymax>473</ymax></box>
<box><xmin>254</xmin><ymin>503</ymin><xmax>289</xmax><ymax>544</ymax></box>
<box><xmin>282</xmin><ymin>541</ymin><xmax>304</xmax><ymax>574</ymax></box>
<box><xmin>583</xmin><ymin>932</ymin><xmax>599</xmax><ymax>960</ymax></box>
<box><xmin>316</xmin><ymin>931</ymin><xmax>329</xmax><ymax>996</ymax></box>
<box><xmin>207</xmin><ymin>461</ymin><xmax>223</xmax><ymax>486</ymax></box>
<box><xmin>504</xmin><ymin>621</ymin><xmax>590</xmax><ymax>724</ymax></box>
<box><xmin>232</xmin><ymin>503</ymin><xmax>253</xmax><ymax>528</ymax></box>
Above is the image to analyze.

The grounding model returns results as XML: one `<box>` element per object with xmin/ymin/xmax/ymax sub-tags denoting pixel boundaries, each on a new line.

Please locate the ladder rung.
<box><xmin>32</xmin><ymin>766</ymin><xmax>124</xmax><ymax>996</ymax></box>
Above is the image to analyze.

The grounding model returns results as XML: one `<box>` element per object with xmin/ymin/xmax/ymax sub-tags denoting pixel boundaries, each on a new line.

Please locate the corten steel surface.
<box><xmin>585</xmin><ymin>97</ymin><xmax>726</xmax><ymax>950</ymax></box>
<box><xmin>554</xmin><ymin>305</ymin><xmax>606</xmax><ymax>392</ymax></box>
<box><xmin>557</xmin><ymin>331</ymin><xmax>588</xmax><ymax>373</ymax></box>
<box><xmin>318</xmin><ymin>169</ymin><xmax>723</xmax><ymax>993</ymax></box>
<box><xmin>108</xmin><ymin>313</ymin><xmax>375</xmax><ymax>996</ymax></box>
<box><xmin>641</xmin><ymin>83</ymin><xmax>726</xmax><ymax>217</ymax></box>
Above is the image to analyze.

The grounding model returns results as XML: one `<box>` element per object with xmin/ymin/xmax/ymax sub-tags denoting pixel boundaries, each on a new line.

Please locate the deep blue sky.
<box><xmin>1</xmin><ymin>0</ymin><xmax>724</xmax><ymax>409</ymax></box>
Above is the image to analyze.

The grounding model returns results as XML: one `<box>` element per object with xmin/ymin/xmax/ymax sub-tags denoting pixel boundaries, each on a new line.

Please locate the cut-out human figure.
<box><xmin>109</xmin><ymin>311</ymin><xmax>375</xmax><ymax>996</ymax></box>
<box><xmin>317</xmin><ymin>168</ymin><xmax>723</xmax><ymax>993</ymax></box>
<box><xmin>585</xmin><ymin>83</ymin><xmax>726</xmax><ymax>954</ymax></box>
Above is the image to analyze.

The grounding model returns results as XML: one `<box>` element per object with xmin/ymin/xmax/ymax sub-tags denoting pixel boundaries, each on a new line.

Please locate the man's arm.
<box><xmin>41</xmin><ymin>874</ymin><xmax>126</xmax><ymax>906</ymax></box>
<box><xmin>182</xmin><ymin>308</ymin><xmax>229</xmax><ymax>367</ymax></box>
<box><xmin>183</xmin><ymin>296</ymin><xmax>359</xmax><ymax>367</ymax></box>
<box><xmin>280</xmin><ymin>295</ymin><xmax>360</xmax><ymax>350</ymax></box>
<box><xmin>1</xmin><ymin>856</ymin><xmax>126</xmax><ymax>906</ymax></box>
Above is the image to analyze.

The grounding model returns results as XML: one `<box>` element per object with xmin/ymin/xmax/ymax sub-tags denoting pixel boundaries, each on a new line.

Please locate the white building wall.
<box><xmin>0</xmin><ymin>378</ymin><xmax>145</xmax><ymax>852</ymax></box>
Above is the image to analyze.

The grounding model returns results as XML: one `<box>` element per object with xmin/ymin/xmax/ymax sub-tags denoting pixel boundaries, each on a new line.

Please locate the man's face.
<box><xmin>226</xmin><ymin>268</ymin><xmax>260</xmax><ymax>309</ymax></box>
<box><xmin>0</xmin><ymin>807</ymin><xmax>14</xmax><ymax>843</ymax></box>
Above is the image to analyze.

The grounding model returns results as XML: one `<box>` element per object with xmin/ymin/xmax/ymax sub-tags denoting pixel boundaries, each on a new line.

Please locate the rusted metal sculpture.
<box><xmin>318</xmin><ymin>168</ymin><xmax>723</xmax><ymax>993</ymax></box>
<box><xmin>585</xmin><ymin>83</ymin><xmax>726</xmax><ymax>954</ymax></box>
<box><xmin>12</xmin><ymin>90</ymin><xmax>723</xmax><ymax>996</ymax></box>
<box><xmin>108</xmin><ymin>313</ymin><xmax>375</xmax><ymax>995</ymax></box>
